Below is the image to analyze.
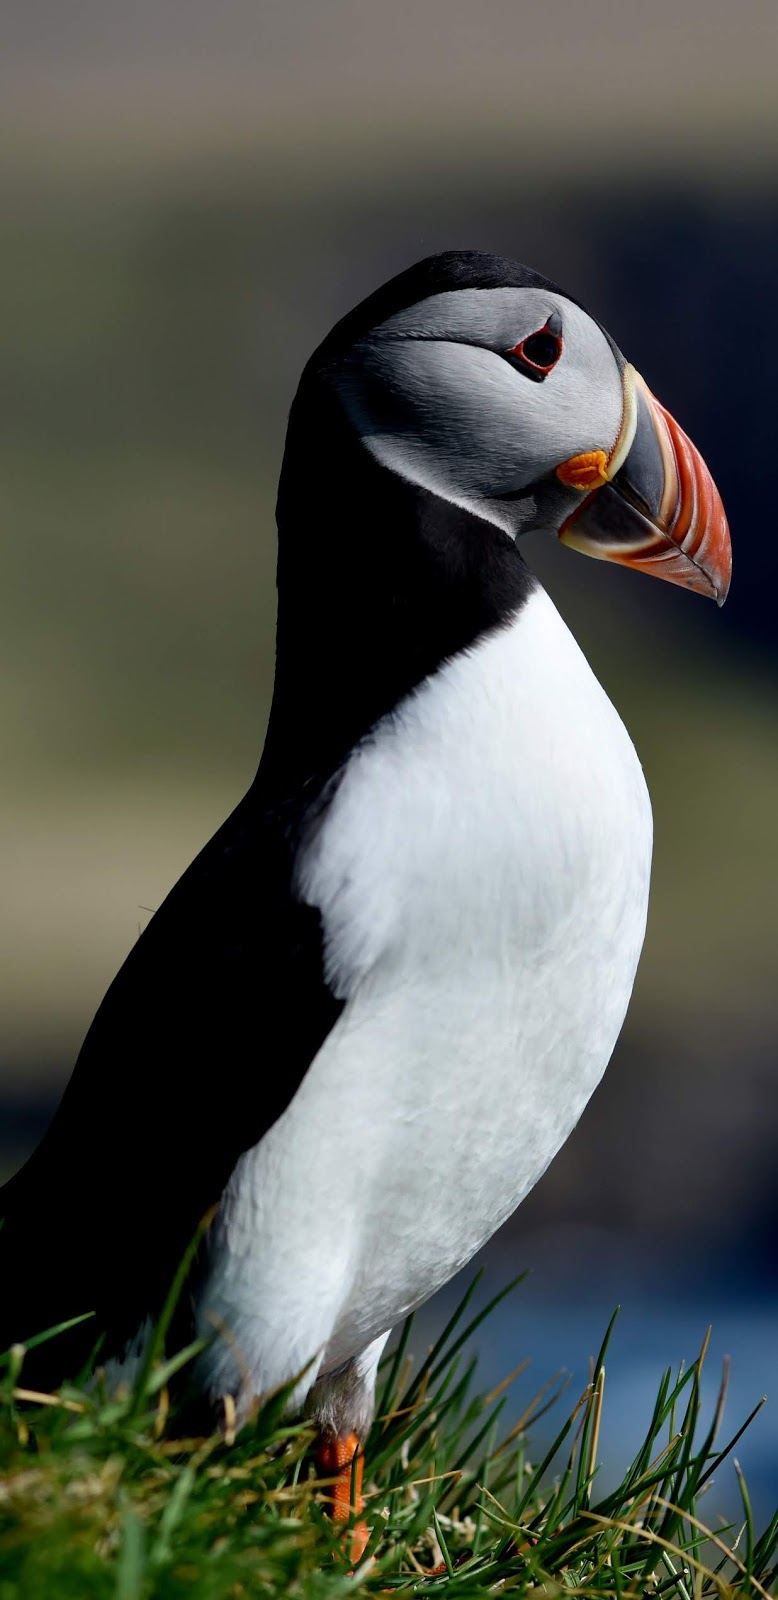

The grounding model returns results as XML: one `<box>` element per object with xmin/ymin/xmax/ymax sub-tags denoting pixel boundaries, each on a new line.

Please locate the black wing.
<box><xmin>0</xmin><ymin>785</ymin><xmax>342</xmax><ymax>1381</ymax></box>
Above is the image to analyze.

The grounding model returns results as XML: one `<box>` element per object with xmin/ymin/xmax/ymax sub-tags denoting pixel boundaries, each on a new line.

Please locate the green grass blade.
<box><xmin>0</xmin><ymin>1310</ymin><xmax>95</xmax><ymax>1369</ymax></box>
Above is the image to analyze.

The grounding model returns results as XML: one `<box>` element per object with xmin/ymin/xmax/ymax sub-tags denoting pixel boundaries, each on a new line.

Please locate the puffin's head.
<box><xmin>323</xmin><ymin>251</ymin><xmax>731</xmax><ymax>604</ymax></box>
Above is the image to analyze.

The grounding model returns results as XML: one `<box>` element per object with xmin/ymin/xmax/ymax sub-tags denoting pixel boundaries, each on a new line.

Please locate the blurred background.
<box><xmin>2</xmin><ymin>0</ymin><xmax>777</xmax><ymax>1516</ymax></box>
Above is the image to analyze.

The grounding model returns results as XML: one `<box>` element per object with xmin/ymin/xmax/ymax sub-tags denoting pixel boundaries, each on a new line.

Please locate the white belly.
<box><xmin>199</xmin><ymin>587</ymin><xmax>652</xmax><ymax>1403</ymax></box>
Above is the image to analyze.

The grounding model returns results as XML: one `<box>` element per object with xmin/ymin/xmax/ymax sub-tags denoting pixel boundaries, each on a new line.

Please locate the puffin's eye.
<box><xmin>521</xmin><ymin>332</ymin><xmax>561</xmax><ymax>369</ymax></box>
<box><xmin>504</xmin><ymin>316</ymin><xmax>563</xmax><ymax>382</ymax></box>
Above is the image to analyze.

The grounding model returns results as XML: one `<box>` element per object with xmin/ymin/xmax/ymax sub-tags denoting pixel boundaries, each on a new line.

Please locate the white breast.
<box><xmin>199</xmin><ymin>586</ymin><xmax>652</xmax><ymax>1406</ymax></box>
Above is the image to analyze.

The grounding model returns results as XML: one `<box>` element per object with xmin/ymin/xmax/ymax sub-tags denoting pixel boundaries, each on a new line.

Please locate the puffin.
<box><xmin>0</xmin><ymin>252</ymin><xmax>730</xmax><ymax>1545</ymax></box>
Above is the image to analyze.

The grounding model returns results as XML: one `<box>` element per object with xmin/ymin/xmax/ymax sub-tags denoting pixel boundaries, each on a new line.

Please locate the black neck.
<box><xmin>255</xmin><ymin>369</ymin><xmax>536</xmax><ymax>809</ymax></box>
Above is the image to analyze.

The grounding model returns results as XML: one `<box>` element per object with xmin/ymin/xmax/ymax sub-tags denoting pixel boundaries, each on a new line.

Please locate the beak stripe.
<box><xmin>652</xmin><ymin>390</ymin><xmax>726</xmax><ymax>584</ymax></box>
<box><xmin>606</xmin><ymin>363</ymin><xmax>639</xmax><ymax>479</ymax></box>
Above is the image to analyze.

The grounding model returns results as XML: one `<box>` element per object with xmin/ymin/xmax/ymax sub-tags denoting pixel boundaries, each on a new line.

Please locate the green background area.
<box><xmin>1</xmin><ymin>0</ymin><xmax>777</xmax><ymax>1290</ymax></box>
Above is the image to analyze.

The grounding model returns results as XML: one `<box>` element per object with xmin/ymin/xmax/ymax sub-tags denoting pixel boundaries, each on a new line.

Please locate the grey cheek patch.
<box><xmin>329</xmin><ymin>290</ymin><xmax>624</xmax><ymax>535</ymax></box>
<box><xmin>369</xmin><ymin>287</ymin><xmax>564</xmax><ymax>350</ymax></box>
<box><xmin>335</xmin><ymin>341</ymin><xmax>528</xmax><ymax>505</ymax></box>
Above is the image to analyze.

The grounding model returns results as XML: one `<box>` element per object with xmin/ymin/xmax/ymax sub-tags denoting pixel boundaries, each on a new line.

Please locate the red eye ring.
<box><xmin>506</xmin><ymin>316</ymin><xmax>563</xmax><ymax>379</ymax></box>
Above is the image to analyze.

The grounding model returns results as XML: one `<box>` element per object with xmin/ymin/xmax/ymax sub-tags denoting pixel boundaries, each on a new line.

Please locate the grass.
<box><xmin>1</xmin><ymin>1276</ymin><xmax>776</xmax><ymax>1598</ymax></box>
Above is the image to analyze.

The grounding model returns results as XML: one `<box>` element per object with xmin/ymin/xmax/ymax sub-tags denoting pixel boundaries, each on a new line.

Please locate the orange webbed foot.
<box><xmin>317</xmin><ymin>1429</ymin><xmax>368</xmax><ymax>1565</ymax></box>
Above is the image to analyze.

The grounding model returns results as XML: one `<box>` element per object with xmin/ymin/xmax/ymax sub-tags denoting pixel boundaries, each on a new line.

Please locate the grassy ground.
<box><xmin>1</xmin><ymin>1278</ymin><xmax>776</xmax><ymax>1598</ymax></box>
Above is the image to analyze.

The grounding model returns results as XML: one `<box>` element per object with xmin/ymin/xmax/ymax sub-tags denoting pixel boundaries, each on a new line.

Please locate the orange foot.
<box><xmin>317</xmin><ymin>1430</ymin><xmax>369</xmax><ymax>1564</ymax></box>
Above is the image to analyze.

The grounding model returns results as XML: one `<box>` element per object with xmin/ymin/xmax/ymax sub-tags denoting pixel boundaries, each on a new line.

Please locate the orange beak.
<box><xmin>558</xmin><ymin>369</ymin><xmax>732</xmax><ymax>606</ymax></box>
